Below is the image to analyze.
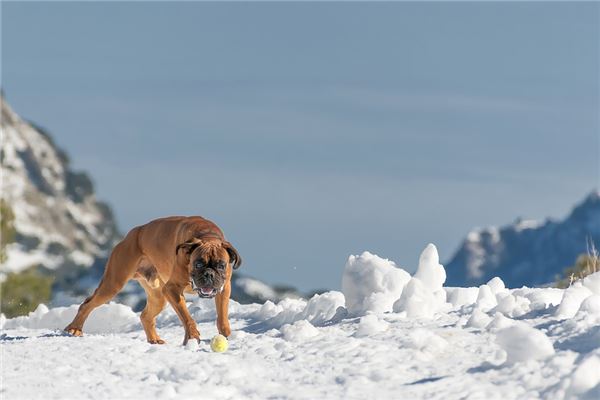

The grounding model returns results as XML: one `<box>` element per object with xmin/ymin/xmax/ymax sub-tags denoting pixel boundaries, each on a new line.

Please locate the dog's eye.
<box><xmin>217</xmin><ymin>261</ymin><xmax>226</xmax><ymax>270</ymax></box>
<box><xmin>194</xmin><ymin>261</ymin><xmax>204</xmax><ymax>269</ymax></box>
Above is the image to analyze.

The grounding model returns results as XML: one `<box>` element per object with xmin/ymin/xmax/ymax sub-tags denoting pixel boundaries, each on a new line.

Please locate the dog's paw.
<box><xmin>218</xmin><ymin>325</ymin><xmax>231</xmax><ymax>338</ymax></box>
<box><xmin>148</xmin><ymin>338</ymin><xmax>166</xmax><ymax>345</ymax></box>
<box><xmin>182</xmin><ymin>331</ymin><xmax>200</xmax><ymax>346</ymax></box>
<box><xmin>65</xmin><ymin>326</ymin><xmax>83</xmax><ymax>337</ymax></box>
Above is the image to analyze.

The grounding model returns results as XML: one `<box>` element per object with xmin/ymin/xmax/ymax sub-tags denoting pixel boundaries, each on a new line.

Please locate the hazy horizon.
<box><xmin>3</xmin><ymin>2</ymin><xmax>598</xmax><ymax>291</ymax></box>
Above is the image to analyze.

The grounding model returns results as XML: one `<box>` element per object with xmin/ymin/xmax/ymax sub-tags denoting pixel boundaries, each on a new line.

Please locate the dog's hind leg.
<box><xmin>137</xmin><ymin>275</ymin><xmax>167</xmax><ymax>344</ymax></box>
<box><xmin>65</xmin><ymin>229</ymin><xmax>141</xmax><ymax>336</ymax></box>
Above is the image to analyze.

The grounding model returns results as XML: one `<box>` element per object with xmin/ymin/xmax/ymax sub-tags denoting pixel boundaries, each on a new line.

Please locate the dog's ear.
<box><xmin>223</xmin><ymin>241</ymin><xmax>242</xmax><ymax>269</ymax></box>
<box><xmin>176</xmin><ymin>238</ymin><xmax>202</xmax><ymax>256</ymax></box>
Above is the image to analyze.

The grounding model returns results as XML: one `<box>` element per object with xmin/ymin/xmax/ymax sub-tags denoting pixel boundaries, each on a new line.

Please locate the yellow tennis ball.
<box><xmin>210</xmin><ymin>334</ymin><xmax>228</xmax><ymax>353</ymax></box>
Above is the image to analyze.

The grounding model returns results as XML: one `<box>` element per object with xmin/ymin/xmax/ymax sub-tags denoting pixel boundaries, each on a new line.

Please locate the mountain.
<box><xmin>1</xmin><ymin>95</ymin><xmax>300</xmax><ymax>308</ymax></box>
<box><xmin>1</xmin><ymin>95</ymin><xmax>121</xmax><ymax>291</ymax></box>
<box><xmin>445</xmin><ymin>191</ymin><xmax>600</xmax><ymax>288</ymax></box>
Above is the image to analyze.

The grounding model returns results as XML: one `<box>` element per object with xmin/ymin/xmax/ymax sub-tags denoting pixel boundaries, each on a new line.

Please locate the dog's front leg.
<box><xmin>163</xmin><ymin>282</ymin><xmax>200</xmax><ymax>345</ymax></box>
<box><xmin>215</xmin><ymin>281</ymin><xmax>232</xmax><ymax>337</ymax></box>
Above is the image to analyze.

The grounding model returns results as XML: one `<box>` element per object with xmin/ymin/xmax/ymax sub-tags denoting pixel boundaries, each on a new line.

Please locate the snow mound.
<box><xmin>583</xmin><ymin>271</ymin><xmax>600</xmax><ymax>294</ymax></box>
<box><xmin>496</xmin><ymin>324</ymin><xmax>554</xmax><ymax>365</ymax></box>
<box><xmin>342</xmin><ymin>251</ymin><xmax>410</xmax><ymax>316</ymax></box>
<box><xmin>566</xmin><ymin>352</ymin><xmax>600</xmax><ymax>398</ymax></box>
<box><xmin>514</xmin><ymin>287</ymin><xmax>564</xmax><ymax>310</ymax></box>
<box><xmin>486</xmin><ymin>277</ymin><xmax>507</xmax><ymax>294</ymax></box>
<box><xmin>577</xmin><ymin>294</ymin><xmax>600</xmax><ymax>316</ymax></box>
<box><xmin>393</xmin><ymin>244</ymin><xmax>449</xmax><ymax>318</ymax></box>
<box><xmin>2</xmin><ymin>302</ymin><xmax>138</xmax><ymax>333</ymax></box>
<box><xmin>297</xmin><ymin>291</ymin><xmax>346</xmax><ymax>326</ymax></box>
<box><xmin>354</xmin><ymin>314</ymin><xmax>389</xmax><ymax>337</ymax></box>
<box><xmin>493</xmin><ymin>293</ymin><xmax>530</xmax><ymax>318</ymax></box>
<box><xmin>413</xmin><ymin>243</ymin><xmax>446</xmax><ymax>291</ymax></box>
<box><xmin>486</xmin><ymin>312</ymin><xmax>515</xmax><ymax>332</ymax></box>
<box><xmin>406</xmin><ymin>328</ymin><xmax>448</xmax><ymax>354</ymax></box>
<box><xmin>280</xmin><ymin>320</ymin><xmax>319</xmax><ymax>342</ymax></box>
<box><xmin>556</xmin><ymin>283</ymin><xmax>594</xmax><ymax>319</ymax></box>
<box><xmin>466</xmin><ymin>308</ymin><xmax>492</xmax><ymax>329</ymax></box>
<box><xmin>475</xmin><ymin>284</ymin><xmax>497</xmax><ymax>311</ymax></box>
<box><xmin>445</xmin><ymin>287</ymin><xmax>479</xmax><ymax>308</ymax></box>
<box><xmin>260</xmin><ymin>298</ymin><xmax>308</xmax><ymax>328</ymax></box>
<box><xmin>255</xmin><ymin>291</ymin><xmax>345</xmax><ymax>330</ymax></box>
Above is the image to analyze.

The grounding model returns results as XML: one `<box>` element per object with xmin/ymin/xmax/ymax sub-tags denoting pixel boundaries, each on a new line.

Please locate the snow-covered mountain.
<box><xmin>1</xmin><ymin>95</ymin><xmax>120</xmax><ymax>279</ymax></box>
<box><xmin>445</xmin><ymin>191</ymin><xmax>600</xmax><ymax>288</ymax></box>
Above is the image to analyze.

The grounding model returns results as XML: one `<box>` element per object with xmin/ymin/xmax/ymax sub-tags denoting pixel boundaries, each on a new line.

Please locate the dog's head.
<box><xmin>176</xmin><ymin>238</ymin><xmax>242</xmax><ymax>298</ymax></box>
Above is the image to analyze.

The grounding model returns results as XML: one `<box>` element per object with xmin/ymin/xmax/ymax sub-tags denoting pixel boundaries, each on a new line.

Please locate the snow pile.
<box><xmin>578</xmin><ymin>295</ymin><xmax>600</xmax><ymax>316</ymax></box>
<box><xmin>393</xmin><ymin>244</ymin><xmax>449</xmax><ymax>318</ymax></box>
<box><xmin>495</xmin><ymin>324</ymin><xmax>555</xmax><ymax>365</ymax></box>
<box><xmin>406</xmin><ymin>328</ymin><xmax>448</xmax><ymax>354</ymax></box>
<box><xmin>474</xmin><ymin>284</ymin><xmax>497</xmax><ymax>311</ymax></box>
<box><xmin>565</xmin><ymin>351</ymin><xmax>600</xmax><ymax>398</ymax></box>
<box><xmin>1</xmin><ymin>302</ymin><xmax>138</xmax><ymax>333</ymax></box>
<box><xmin>342</xmin><ymin>251</ymin><xmax>410</xmax><ymax>315</ymax></box>
<box><xmin>354</xmin><ymin>314</ymin><xmax>389</xmax><ymax>338</ymax></box>
<box><xmin>556</xmin><ymin>283</ymin><xmax>594</xmax><ymax>318</ymax></box>
<box><xmin>556</xmin><ymin>271</ymin><xmax>600</xmax><ymax>319</ymax></box>
<box><xmin>445</xmin><ymin>286</ymin><xmax>479</xmax><ymax>308</ymax></box>
<box><xmin>280</xmin><ymin>320</ymin><xmax>320</xmax><ymax>342</ymax></box>
<box><xmin>583</xmin><ymin>271</ymin><xmax>600</xmax><ymax>294</ymax></box>
<box><xmin>465</xmin><ymin>308</ymin><xmax>492</xmax><ymax>329</ymax></box>
<box><xmin>296</xmin><ymin>291</ymin><xmax>345</xmax><ymax>325</ymax></box>
<box><xmin>253</xmin><ymin>291</ymin><xmax>345</xmax><ymax>330</ymax></box>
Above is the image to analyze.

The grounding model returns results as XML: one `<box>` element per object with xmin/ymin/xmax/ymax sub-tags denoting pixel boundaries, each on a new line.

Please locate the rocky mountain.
<box><xmin>1</xmin><ymin>95</ymin><xmax>121</xmax><ymax>290</ymax></box>
<box><xmin>1</xmin><ymin>95</ymin><xmax>300</xmax><ymax>308</ymax></box>
<box><xmin>445</xmin><ymin>191</ymin><xmax>600</xmax><ymax>288</ymax></box>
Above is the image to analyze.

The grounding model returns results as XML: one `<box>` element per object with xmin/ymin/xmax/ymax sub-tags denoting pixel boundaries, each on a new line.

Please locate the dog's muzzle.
<box><xmin>190</xmin><ymin>278</ymin><xmax>224</xmax><ymax>298</ymax></box>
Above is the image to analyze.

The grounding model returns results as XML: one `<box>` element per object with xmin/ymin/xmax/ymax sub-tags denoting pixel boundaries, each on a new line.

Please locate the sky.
<box><xmin>2</xmin><ymin>2</ymin><xmax>599</xmax><ymax>291</ymax></box>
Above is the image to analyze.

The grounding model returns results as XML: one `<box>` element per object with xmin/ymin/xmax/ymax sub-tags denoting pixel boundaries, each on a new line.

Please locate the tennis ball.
<box><xmin>210</xmin><ymin>334</ymin><xmax>228</xmax><ymax>353</ymax></box>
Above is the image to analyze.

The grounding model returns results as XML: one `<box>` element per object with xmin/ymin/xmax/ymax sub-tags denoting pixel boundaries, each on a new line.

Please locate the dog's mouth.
<box><xmin>198</xmin><ymin>286</ymin><xmax>217</xmax><ymax>298</ymax></box>
<box><xmin>190</xmin><ymin>279</ymin><xmax>223</xmax><ymax>298</ymax></box>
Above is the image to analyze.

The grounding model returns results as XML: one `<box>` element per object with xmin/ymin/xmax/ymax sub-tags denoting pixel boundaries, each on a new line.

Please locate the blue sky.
<box><xmin>2</xmin><ymin>2</ymin><xmax>598</xmax><ymax>291</ymax></box>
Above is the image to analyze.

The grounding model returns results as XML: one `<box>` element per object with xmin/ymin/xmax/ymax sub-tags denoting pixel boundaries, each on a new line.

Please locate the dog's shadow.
<box><xmin>0</xmin><ymin>333</ymin><xmax>28</xmax><ymax>342</ymax></box>
<box><xmin>39</xmin><ymin>330</ymin><xmax>73</xmax><ymax>338</ymax></box>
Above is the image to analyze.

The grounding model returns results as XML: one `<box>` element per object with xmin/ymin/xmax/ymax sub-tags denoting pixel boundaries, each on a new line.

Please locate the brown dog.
<box><xmin>64</xmin><ymin>216</ymin><xmax>241</xmax><ymax>344</ymax></box>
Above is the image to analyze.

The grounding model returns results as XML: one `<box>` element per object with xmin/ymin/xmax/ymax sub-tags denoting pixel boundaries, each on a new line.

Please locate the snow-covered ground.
<box><xmin>2</xmin><ymin>244</ymin><xmax>600</xmax><ymax>399</ymax></box>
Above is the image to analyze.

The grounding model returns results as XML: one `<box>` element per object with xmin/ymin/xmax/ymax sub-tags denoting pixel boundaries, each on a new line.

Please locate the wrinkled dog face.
<box><xmin>176</xmin><ymin>238</ymin><xmax>242</xmax><ymax>298</ymax></box>
<box><xmin>189</xmin><ymin>246</ymin><xmax>229</xmax><ymax>298</ymax></box>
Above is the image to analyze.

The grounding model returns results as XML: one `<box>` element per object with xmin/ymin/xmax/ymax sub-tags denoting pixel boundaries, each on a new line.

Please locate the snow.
<box><xmin>3</xmin><ymin>245</ymin><xmax>600</xmax><ymax>399</ymax></box>
<box><xmin>583</xmin><ymin>271</ymin><xmax>600</xmax><ymax>294</ymax></box>
<box><xmin>475</xmin><ymin>284</ymin><xmax>498</xmax><ymax>311</ymax></box>
<box><xmin>486</xmin><ymin>276</ymin><xmax>507</xmax><ymax>294</ymax></box>
<box><xmin>495</xmin><ymin>324</ymin><xmax>555</xmax><ymax>365</ymax></box>
<box><xmin>578</xmin><ymin>294</ymin><xmax>600</xmax><ymax>316</ymax></box>
<box><xmin>353</xmin><ymin>314</ymin><xmax>389</xmax><ymax>338</ymax></box>
<box><xmin>556</xmin><ymin>282</ymin><xmax>594</xmax><ymax>319</ymax></box>
<box><xmin>413</xmin><ymin>243</ymin><xmax>446</xmax><ymax>291</ymax></box>
<box><xmin>280</xmin><ymin>320</ymin><xmax>320</xmax><ymax>341</ymax></box>
<box><xmin>393</xmin><ymin>244</ymin><xmax>449</xmax><ymax>318</ymax></box>
<box><xmin>445</xmin><ymin>286</ymin><xmax>479</xmax><ymax>308</ymax></box>
<box><xmin>565</xmin><ymin>351</ymin><xmax>600</xmax><ymax>398</ymax></box>
<box><xmin>466</xmin><ymin>308</ymin><xmax>492</xmax><ymax>329</ymax></box>
<box><xmin>341</xmin><ymin>251</ymin><xmax>410</xmax><ymax>315</ymax></box>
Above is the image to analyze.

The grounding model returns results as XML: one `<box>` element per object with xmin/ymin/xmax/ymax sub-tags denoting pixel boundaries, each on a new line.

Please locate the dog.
<box><xmin>65</xmin><ymin>216</ymin><xmax>241</xmax><ymax>344</ymax></box>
